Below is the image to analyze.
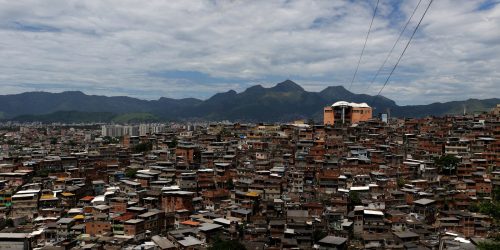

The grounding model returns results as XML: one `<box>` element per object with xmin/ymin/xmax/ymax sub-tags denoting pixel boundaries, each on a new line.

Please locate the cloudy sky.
<box><xmin>0</xmin><ymin>0</ymin><xmax>499</xmax><ymax>105</ymax></box>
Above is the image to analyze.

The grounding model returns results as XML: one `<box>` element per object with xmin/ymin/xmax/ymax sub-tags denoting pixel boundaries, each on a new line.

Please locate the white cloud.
<box><xmin>0</xmin><ymin>0</ymin><xmax>498</xmax><ymax>104</ymax></box>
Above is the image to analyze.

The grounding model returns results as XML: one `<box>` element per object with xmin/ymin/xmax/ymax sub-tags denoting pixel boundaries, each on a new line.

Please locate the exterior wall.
<box><xmin>11</xmin><ymin>195</ymin><xmax>39</xmax><ymax>219</ymax></box>
<box><xmin>175</xmin><ymin>147</ymin><xmax>194</xmax><ymax>163</ymax></box>
<box><xmin>323</xmin><ymin>104</ymin><xmax>372</xmax><ymax>125</ymax></box>
<box><xmin>140</xmin><ymin>212</ymin><xmax>166</xmax><ymax>235</ymax></box>
<box><xmin>323</xmin><ymin>107</ymin><xmax>334</xmax><ymax>125</ymax></box>
<box><xmin>110</xmin><ymin>201</ymin><xmax>127</xmax><ymax>213</ymax></box>
<box><xmin>85</xmin><ymin>220</ymin><xmax>112</xmax><ymax>236</ymax></box>
<box><xmin>161</xmin><ymin>195</ymin><xmax>193</xmax><ymax>213</ymax></box>
<box><xmin>351</xmin><ymin>107</ymin><xmax>372</xmax><ymax>124</ymax></box>
<box><xmin>124</xmin><ymin>222</ymin><xmax>145</xmax><ymax>241</ymax></box>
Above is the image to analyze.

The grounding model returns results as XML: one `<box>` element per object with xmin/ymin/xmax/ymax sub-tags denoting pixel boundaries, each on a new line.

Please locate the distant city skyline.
<box><xmin>0</xmin><ymin>0</ymin><xmax>499</xmax><ymax>105</ymax></box>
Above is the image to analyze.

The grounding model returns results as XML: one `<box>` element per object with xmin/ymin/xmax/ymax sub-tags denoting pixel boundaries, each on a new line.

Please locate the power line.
<box><xmin>367</xmin><ymin>0</ymin><xmax>423</xmax><ymax>92</ymax></box>
<box><xmin>373</xmin><ymin>0</ymin><xmax>434</xmax><ymax>102</ymax></box>
<box><xmin>348</xmin><ymin>0</ymin><xmax>380</xmax><ymax>91</ymax></box>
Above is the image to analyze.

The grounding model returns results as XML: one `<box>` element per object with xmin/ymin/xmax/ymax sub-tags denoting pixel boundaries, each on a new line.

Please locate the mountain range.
<box><xmin>1</xmin><ymin>80</ymin><xmax>498</xmax><ymax>123</ymax></box>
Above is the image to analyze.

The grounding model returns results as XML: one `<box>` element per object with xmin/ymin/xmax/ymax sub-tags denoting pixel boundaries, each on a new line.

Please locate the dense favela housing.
<box><xmin>0</xmin><ymin>104</ymin><xmax>498</xmax><ymax>249</ymax></box>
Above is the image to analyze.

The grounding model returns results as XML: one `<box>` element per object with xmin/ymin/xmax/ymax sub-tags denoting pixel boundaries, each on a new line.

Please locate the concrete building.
<box><xmin>324</xmin><ymin>101</ymin><xmax>372</xmax><ymax>125</ymax></box>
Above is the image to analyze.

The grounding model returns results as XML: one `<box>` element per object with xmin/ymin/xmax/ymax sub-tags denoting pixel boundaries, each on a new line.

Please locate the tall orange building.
<box><xmin>323</xmin><ymin>101</ymin><xmax>372</xmax><ymax>125</ymax></box>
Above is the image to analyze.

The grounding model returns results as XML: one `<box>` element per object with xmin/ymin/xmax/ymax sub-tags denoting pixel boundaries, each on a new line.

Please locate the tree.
<box><xmin>209</xmin><ymin>237</ymin><xmax>246</xmax><ymax>250</ymax></box>
<box><xmin>66</xmin><ymin>140</ymin><xmax>77</xmax><ymax>147</ymax></box>
<box><xmin>397</xmin><ymin>177</ymin><xmax>406</xmax><ymax>188</ymax></box>
<box><xmin>103</xmin><ymin>136</ymin><xmax>119</xmax><ymax>144</ymax></box>
<box><xmin>225</xmin><ymin>179</ymin><xmax>234</xmax><ymax>190</ymax></box>
<box><xmin>492</xmin><ymin>187</ymin><xmax>500</xmax><ymax>201</ymax></box>
<box><xmin>313</xmin><ymin>229</ymin><xmax>328</xmax><ymax>243</ymax></box>
<box><xmin>125</xmin><ymin>168</ymin><xmax>138</xmax><ymax>178</ymax></box>
<box><xmin>468</xmin><ymin>202</ymin><xmax>480</xmax><ymax>213</ymax></box>
<box><xmin>478</xmin><ymin>241</ymin><xmax>500</xmax><ymax>250</ymax></box>
<box><xmin>37</xmin><ymin>170</ymin><xmax>50</xmax><ymax>177</ymax></box>
<box><xmin>133</xmin><ymin>142</ymin><xmax>153</xmax><ymax>153</ymax></box>
<box><xmin>434</xmin><ymin>155</ymin><xmax>460</xmax><ymax>175</ymax></box>
<box><xmin>349</xmin><ymin>191</ymin><xmax>362</xmax><ymax>206</ymax></box>
<box><xmin>479</xmin><ymin>201</ymin><xmax>500</xmax><ymax>221</ymax></box>
<box><xmin>5</xmin><ymin>218</ymin><xmax>14</xmax><ymax>227</ymax></box>
<box><xmin>168</xmin><ymin>137</ymin><xmax>178</xmax><ymax>148</ymax></box>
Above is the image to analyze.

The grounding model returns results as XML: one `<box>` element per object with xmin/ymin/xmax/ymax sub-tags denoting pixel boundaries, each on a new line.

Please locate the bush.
<box><xmin>125</xmin><ymin>168</ymin><xmax>138</xmax><ymax>178</ymax></box>
<box><xmin>208</xmin><ymin>237</ymin><xmax>246</xmax><ymax>250</ymax></box>
<box><xmin>133</xmin><ymin>142</ymin><xmax>153</xmax><ymax>153</ymax></box>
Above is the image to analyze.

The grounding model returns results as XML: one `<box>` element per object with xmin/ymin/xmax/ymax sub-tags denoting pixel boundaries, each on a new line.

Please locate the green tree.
<box><xmin>209</xmin><ymin>237</ymin><xmax>246</xmax><ymax>250</ymax></box>
<box><xmin>492</xmin><ymin>187</ymin><xmax>500</xmax><ymax>201</ymax></box>
<box><xmin>478</xmin><ymin>241</ymin><xmax>500</xmax><ymax>250</ymax></box>
<box><xmin>125</xmin><ymin>168</ymin><xmax>138</xmax><ymax>178</ymax></box>
<box><xmin>473</xmin><ymin>200</ymin><xmax>500</xmax><ymax>222</ymax></box>
<box><xmin>397</xmin><ymin>177</ymin><xmax>406</xmax><ymax>188</ymax></box>
<box><xmin>133</xmin><ymin>142</ymin><xmax>153</xmax><ymax>153</ymax></box>
<box><xmin>37</xmin><ymin>169</ymin><xmax>51</xmax><ymax>177</ymax></box>
<box><xmin>168</xmin><ymin>137</ymin><xmax>178</xmax><ymax>148</ymax></box>
<box><xmin>5</xmin><ymin>218</ymin><xmax>14</xmax><ymax>227</ymax></box>
<box><xmin>349</xmin><ymin>191</ymin><xmax>362</xmax><ymax>207</ymax></box>
<box><xmin>225</xmin><ymin>179</ymin><xmax>234</xmax><ymax>190</ymax></box>
<box><xmin>434</xmin><ymin>155</ymin><xmax>460</xmax><ymax>175</ymax></box>
<box><xmin>468</xmin><ymin>202</ymin><xmax>480</xmax><ymax>213</ymax></box>
<box><xmin>312</xmin><ymin>229</ymin><xmax>328</xmax><ymax>243</ymax></box>
<box><xmin>102</xmin><ymin>136</ymin><xmax>120</xmax><ymax>144</ymax></box>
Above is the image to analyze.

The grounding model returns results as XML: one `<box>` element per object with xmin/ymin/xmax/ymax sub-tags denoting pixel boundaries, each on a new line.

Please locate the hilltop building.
<box><xmin>324</xmin><ymin>101</ymin><xmax>372</xmax><ymax>125</ymax></box>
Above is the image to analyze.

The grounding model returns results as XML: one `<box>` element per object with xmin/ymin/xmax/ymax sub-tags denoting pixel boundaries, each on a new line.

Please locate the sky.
<box><xmin>0</xmin><ymin>0</ymin><xmax>499</xmax><ymax>105</ymax></box>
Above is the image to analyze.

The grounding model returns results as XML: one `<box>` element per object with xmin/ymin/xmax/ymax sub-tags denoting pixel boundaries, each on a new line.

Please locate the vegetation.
<box><xmin>469</xmin><ymin>188</ymin><xmax>500</xmax><ymax>224</ymax></box>
<box><xmin>478</xmin><ymin>241</ymin><xmax>500</xmax><ymax>250</ymax></box>
<box><xmin>493</xmin><ymin>187</ymin><xmax>500</xmax><ymax>201</ymax></box>
<box><xmin>225</xmin><ymin>179</ymin><xmax>234</xmax><ymax>190</ymax></box>
<box><xmin>133</xmin><ymin>142</ymin><xmax>153</xmax><ymax>153</ymax></box>
<box><xmin>111</xmin><ymin>112</ymin><xmax>160</xmax><ymax>123</ymax></box>
<box><xmin>312</xmin><ymin>229</ymin><xmax>328</xmax><ymax>243</ymax></box>
<box><xmin>103</xmin><ymin>136</ymin><xmax>120</xmax><ymax>144</ymax></box>
<box><xmin>66</xmin><ymin>140</ymin><xmax>77</xmax><ymax>147</ymax></box>
<box><xmin>208</xmin><ymin>237</ymin><xmax>246</xmax><ymax>250</ymax></box>
<box><xmin>216</xmin><ymin>128</ymin><xmax>232</xmax><ymax>141</ymax></box>
<box><xmin>167</xmin><ymin>137</ymin><xmax>178</xmax><ymax>148</ymax></box>
<box><xmin>475</xmin><ymin>189</ymin><xmax>500</xmax><ymax>219</ymax></box>
<box><xmin>434</xmin><ymin>154</ymin><xmax>460</xmax><ymax>175</ymax></box>
<box><xmin>477</xmin><ymin>234</ymin><xmax>500</xmax><ymax>250</ymax></box>
<box><xmin>11</xmin><ymin>110</ymin><xmax>160</xmax><ymax>124</ymax></box>
<box><xmin>397</xmin><ymin>177</ymin><xmax>406</xmax><ymax>188</ymax></box>
<box><xmin>35</xmin><ymin>169</ymin><xmax>60</xmax><ymax>177</ymax></box>
<box><xmin>125</xmin><ymin>168</ymin><xmax>138</xmax><ymax>178</ymax></box>
<box><xmin>12</xmin><ymin>111</ymin><xmax>116</xmax><ymax>123</ymax></box>
<box><xmin>5</xmin><ymin>219</ymin><xmax>14</xmax><ymax>228</ymax></box>
<box><xmin>349</xmin><ymin>191</ymin><xmax>362</xmax><ymax>207</ymax></box>
<box><xmin>1</xmin><ymin>82</ymin><xmax>498</xmax><ymax>122</ymax></box>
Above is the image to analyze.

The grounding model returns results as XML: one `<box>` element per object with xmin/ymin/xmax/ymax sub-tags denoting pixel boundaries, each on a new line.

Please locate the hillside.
<box><xmin>1</xmin><ymin>80</ymin><xmax>497</xmax><ymax>122</ymax></box>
